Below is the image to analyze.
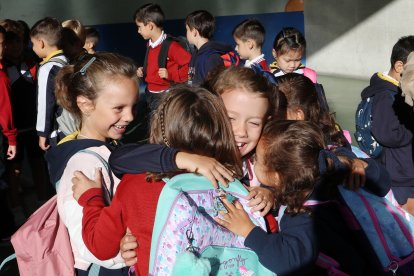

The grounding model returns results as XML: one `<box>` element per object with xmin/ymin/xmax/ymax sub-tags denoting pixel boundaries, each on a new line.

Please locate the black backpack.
<box><xmin>142</xmin><ymin>35</ymin><xmax>195</xmax><ymax>80</ymax></box>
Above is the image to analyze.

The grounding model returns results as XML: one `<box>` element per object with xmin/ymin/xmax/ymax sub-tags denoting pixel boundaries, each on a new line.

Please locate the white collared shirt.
<box><xmin>149</xmin><ymin>31</ymin><xmax>166</xmax><ymax>48</ymax></box>
<box><xmin>244</xmin><ymin>54</ymin><xmax>265</xmax><ymax>68</ymax></box>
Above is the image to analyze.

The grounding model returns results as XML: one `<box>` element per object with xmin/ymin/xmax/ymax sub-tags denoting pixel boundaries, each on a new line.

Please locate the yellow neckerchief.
<box><xmin>40</xmin><ymin>49</ymin><xmax>64</xmax><ymax>65</ymax></box>
<box><xmin>58</xmin><ymin>131</ymin><xmax>118</xmax><ymax>146</ymax></box>
<box><xmin>58</xmin><ymin>131</ymin><xmax>79</xmax><ymax>145</ymax></box>
<box><xmin>377</xmin><ymin>72</ymin><xmax>399</xmax><ymax>87</ymax></box>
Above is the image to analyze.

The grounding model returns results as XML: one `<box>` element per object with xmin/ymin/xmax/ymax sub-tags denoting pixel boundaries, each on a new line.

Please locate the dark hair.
<box><xmin>0</xmin><ymin>19</ymin><xmax>24</xmax><ymax>41</ymax></box>
<box><xmin>185</xmin><ymin>10</ymin><xmax>215</xmax><ymax>39</ymax></box>
<box><xmin>260</xmin><ymin>120</ymin><xmax>352</xmax><ymax>214</ymax></box>
<box><xmin>390</xmin><ymin>35</ymin><xmax>414</xmax><ymax>67</ymax></box>
<box><xmin>30</xmin><ymin>17</ymin><xmax>62</xmax><ymax>47</ymax></box>
<box><xmin>205</xmin><ymin>66</ymin><xmax>276</xmax><ymax>119</ymax></box>
<box><xmin>0</xmin><ymin>25</ymin><xmax>5</xmax><ymax>36</ymax></box>
<box><xmin>273</xmin><ymin>27</ymin><xmax>306</xmax><ymax>56</ymax></box>
<box><xmin>232</xmin><ymin>19</ymin><xmax>265</xmax><ymax>48</ymax></box>
<box><xmin>85</xmin><ymin>27</ymin><xmax>100</xmax><ymax>45</ymax></box>
<box><xmin>277</xmin><ymin>73</ymin><xmax>347</xmax><ymax>147</ymax></box>
<box><xmin>55</xmin><ymin>52</ymin><xmax>138</xmax><ymax>122</ymax></box>
<box><xmin>260</xmin><ymin>120</ymin><xmax>324</xmax><ymax>213</ymax></box>
<box><xmin>134</xmin><ymin>3</ymin><xmax>164</xmax><ymax>27</ymax></box>
<box><xmin>149</xmin><ymin>85</ymin><xmax>242</xmax><ymax>181</ymax></box>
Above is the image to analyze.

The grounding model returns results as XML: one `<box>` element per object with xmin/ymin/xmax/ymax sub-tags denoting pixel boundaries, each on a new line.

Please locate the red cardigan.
<box><xmin>79</xmin><ymin>173</ymin><xmax>165</xmax><ymax>276</ymax></box>
<box><xmin>145</xmin><ymin>40</ymin><xmax>191</xmax><ymax>91</ymax></box>
<box><xmin>0</xmin><ymin>65</ymin><xmax>17</xmax><ymax>146</ymax></box>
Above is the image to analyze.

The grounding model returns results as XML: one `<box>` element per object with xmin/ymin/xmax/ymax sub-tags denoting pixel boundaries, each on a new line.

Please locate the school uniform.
<box><xmin>364</xmin><ymin>72</ymin><xmax>414</xmax><ymax>205</ymax></box>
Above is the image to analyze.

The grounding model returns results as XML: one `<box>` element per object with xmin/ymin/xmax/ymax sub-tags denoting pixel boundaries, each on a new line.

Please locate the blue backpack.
<box><xmin>354</xmin><ymin>90</ymin><xmax>396</xmax><ymax>158</ymax></box>
<box><xmin>337</xmin><ymin>186</ymin><xmax>414</xmax><ymax>275</ymax></box>
<box><xmin>148</xmin><ymin>173</ymin><xmax>275</xmax><ymax>276</ymax></box>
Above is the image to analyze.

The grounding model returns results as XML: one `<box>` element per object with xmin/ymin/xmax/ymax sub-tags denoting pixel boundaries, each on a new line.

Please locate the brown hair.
<box><xmin>205</xmin><ymin>66</ymin><xmax>277</xmax><ymax>119</ymax></box>
<box><xmin>260</xmin><ymin>120</ymin><xmax>352</xmax><ymax>214</ymax></box>
<box><xmin>30</xmin><ymin>17</ymin><xmax>62</xmax><ymax>47</ymax></box>
<box><xmin>55</xmin><ymin>52</ymin><xmax>138</xmax><ymax>122</ymax></box>
<box><xmin>185</xmin><ymin>10</ymin><xmax>215</xmax><ymax>39</ymax></box>
<box><xmin>134</xmin><ymin>3</ymin><xmax>164</xmax><ymax>27</ymax></box>
<box><xmin>277</xmin><ymin>73</ymin><xmax>347</xmax><ymax>147</ymax></box>
<box><xmin>232</xmin><ymin>19</ymin><xmax>265</xmax><ymax>48</ymax></box>
<box><xmin>273</xmin><ymin>27</ymin><xmax>306</xmax><ymax>56</ymax></box>
<box><xmin>148</xmin><ymin>85</ymin><xmax>242</xmax><ymax>181</ymax></box>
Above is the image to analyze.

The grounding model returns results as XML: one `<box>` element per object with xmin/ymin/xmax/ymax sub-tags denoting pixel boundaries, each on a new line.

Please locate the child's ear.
<box><xmin>287</xmin><ymin>108</ymin><xmax>305</xmax><ymax>120</ymax></box>
<box><xmin>247</xmin><ymin>39</ymin><xmax>255</xmax><ymax>50</ymax></box>
<box><xmin>77</xmin><ymin>95</ymin><xmax>94</xmax><ymax>116</ymax></box>
<box><xmin>148</xmin><ymin>22</ymin><xmax>154</xmax><ymax>31</ymax></box>
<box><xmin>272</xmin><ymin>49</ymin><xmax>277</xmax><ymax>59</ymax></box>
<box><xmin>394</xmin><ymin>60</ymin><xmax>404</xmax><ymax>74</ymax></box>
<box><xmin>38</xmin><ymin>39</ymin><xmax>45</xmax><ymax>49</ymax></box>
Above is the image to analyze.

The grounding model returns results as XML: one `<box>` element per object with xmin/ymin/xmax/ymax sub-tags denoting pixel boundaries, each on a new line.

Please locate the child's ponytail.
<box><xmin>55</xmin><ymin>64</ymin><xmax>79</xmax><ymax>117</ymax></box>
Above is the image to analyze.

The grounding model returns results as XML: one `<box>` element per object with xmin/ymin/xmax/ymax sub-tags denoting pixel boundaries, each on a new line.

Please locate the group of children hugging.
<box><xmin>1</xmin><ymin>1</ymin><xmax>413</xmax><ymax>276</ymax></box>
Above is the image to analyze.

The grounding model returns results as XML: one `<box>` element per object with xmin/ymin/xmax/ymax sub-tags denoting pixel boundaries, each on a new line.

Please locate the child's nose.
<box><xmin>234</xmin><ymin>122</ymin><xmax>247</xmax><ymax>137</ymax></box>
<box><xmin>124</xmin><ymin>108</ymin><xmax>134</xmax><ymax>123</ymax></box>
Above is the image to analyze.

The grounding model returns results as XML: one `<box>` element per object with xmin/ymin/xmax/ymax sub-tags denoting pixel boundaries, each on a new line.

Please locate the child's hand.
<box><xmin>120</xmin><ymin>227</ymin><xmax>138</xmax><ymax>266</ymax></box>
<box><xmin>175</xmin><ymin>152</ymin><xmax>234</xmax><ymax>188</ymax></box>
<box><xmin>6</xmin><ymin>145</ymin><xmax>16</xmax><ymax>160</ymax></box>
<box><xmin>345</xmin><ymin>159</ymin><xmax>368</xmax><ymax>191</ymax></box>
<box><xmin>214</xmin><ymin>197</ymin><xmax>256</xmax><ymax>238</ymax></box>
<box><xmin>72</xmin><ymin>168</ymin><xmax>103</xmax><ymax>201</ymax></box>
<box><xmin>158</xmin><ymin>68</ymin><xmax>168</xmax><ymax>79</ymax></box>
<box><xmin>246</xmin><ymin>186</ymin><xmax>275</xmax><ymax>216</ymax></box>
<box><xmin>137</xmin><ymin>67</ymin><xmax>143</xmax><ymax>78</ymax></box>
<box><xmin>38</xmin><ymin>136</ymin><xmax>50</xmax><ymax>151</ymax></box>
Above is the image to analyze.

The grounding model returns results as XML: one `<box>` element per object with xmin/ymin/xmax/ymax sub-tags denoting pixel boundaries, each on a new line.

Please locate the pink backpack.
<box><xmin>11</xmin><ymin>195</ymin><xmax>75</xmax><ymax>276</ymax></box>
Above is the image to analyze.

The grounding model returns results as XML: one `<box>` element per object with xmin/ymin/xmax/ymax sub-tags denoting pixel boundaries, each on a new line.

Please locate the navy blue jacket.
<box><xmin>363</xmin><ymin>72</ymin><xmax>414</xmax><ymax>187</ymax></box>
<box><xmin>189</xmin><ymin>41</ymin><xmax>233</xmax><ymax>85</ymax></box>
<box><xmin>245</xmin><ymin>157</ymin><xmax>390</xmax><ymax>275</ymax></box>
<box><xmin>109</xmin><ymin>144</ymin><xmax>178</xmax><ymax>178</ymax></box>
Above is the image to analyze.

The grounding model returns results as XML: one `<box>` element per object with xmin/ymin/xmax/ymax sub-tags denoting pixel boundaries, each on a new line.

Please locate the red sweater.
<box><xmin>0</xmin><ymin>65</ymin><xmax>17</xmax><ymax>145</ymax></box>
<box><xmin>145</xmin><ymin>41</ymin><xmax>191</xmax><ymax>91</ymax></box>
<box><xmin>79</xmin><ymin>173</ymin><xmax>165</xmax><ymax>276</ymax></box>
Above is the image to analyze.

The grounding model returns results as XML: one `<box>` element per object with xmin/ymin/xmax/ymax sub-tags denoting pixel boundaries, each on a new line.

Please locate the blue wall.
<box><xmin>92</xmin><ymin>12</ymin><xmax>304</xmax><ymax>65</ymax></box>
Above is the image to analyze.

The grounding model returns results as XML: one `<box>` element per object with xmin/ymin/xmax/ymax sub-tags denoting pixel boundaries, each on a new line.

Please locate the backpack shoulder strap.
<box><xmin>158</xmin><ymin>36</ymin><xmax>174</xmax><ymax>69</ymax></box>
<box><xmin>0</xmin><ymin>253</ymin><xmax>16</xmax><ymax>271</ymax></box>
<box><xmin>79</xmin><ymin>148</ymin><xmax>115</xmax><ymax>203</ymax></box>
<box><xmin>46</xmin><ymin>57</ymin><xmax>68</xmax><ymax>66</ymax></box>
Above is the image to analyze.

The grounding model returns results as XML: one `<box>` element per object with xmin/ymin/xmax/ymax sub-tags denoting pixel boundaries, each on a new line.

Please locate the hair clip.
<box><xmin>78</xmin><ymin>56</ymin><xmax>96</xmax><ymax>76</ymax></box>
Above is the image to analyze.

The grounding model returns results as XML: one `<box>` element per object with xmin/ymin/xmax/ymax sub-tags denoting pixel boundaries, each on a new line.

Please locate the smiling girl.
<box><xmin>45</xmin><ymin>52</ymin><xmax>138</xmax><ymax>275</ymax></box>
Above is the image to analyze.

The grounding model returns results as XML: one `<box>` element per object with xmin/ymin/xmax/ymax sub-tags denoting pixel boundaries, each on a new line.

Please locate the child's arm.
<box><xmin>216</xmin><ymin>198</ymin><xmax>317</xmax><ymax>274</ymax></box>
<box><xmin>0</xmin><ymin>72</ymin><xmax>17</xmax><ymax>153</ymax></box>
<box><xmin>372</xmin><ymin>92</ymin><xmax>413</xmax><ymax>147</ymax></box>
<box><xmin>109</xmin><ymin>144</ymin><xmax>234</xmax><ymax>187</ymax></box>
<box><xmin>58</xmin><ymin>153</ymin><xmax>125</xmax><ymax>268</ymax></box>
<box><xmin>360</xmin><ymin>158</ymin><xmax>391</xmax><ymax>197</ymax></box>
<box><xmin>36</xmin><ymin>65</ymin><xmax>59</xmax><ymax>150</ymax></box>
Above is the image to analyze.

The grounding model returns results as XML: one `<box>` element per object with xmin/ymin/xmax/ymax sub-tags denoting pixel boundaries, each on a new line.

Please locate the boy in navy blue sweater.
<box><xmin>363</xmin><ymin>36</ymin><xmax>414</xmax><ymax>214</ymax></box>
<box><xmin>185</xmin><ymin>10</ymin><xmax>235</xmax><ymax>85</ymax></box>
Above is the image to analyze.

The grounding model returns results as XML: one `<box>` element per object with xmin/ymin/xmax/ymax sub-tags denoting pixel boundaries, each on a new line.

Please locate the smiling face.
<box><xmin>81</xmin><ymin>75</ymin><xmax>138</xmax><ymax>141</ymax></box>
<box><xmin>273</xmin><ymin>49</ymin><xmax>303</xmax><ymax>73</ymax></box>
<box><xmin>220</xmin><ymin>88</ymin><xmax>268</xmax><ymax>157</ymax></box>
